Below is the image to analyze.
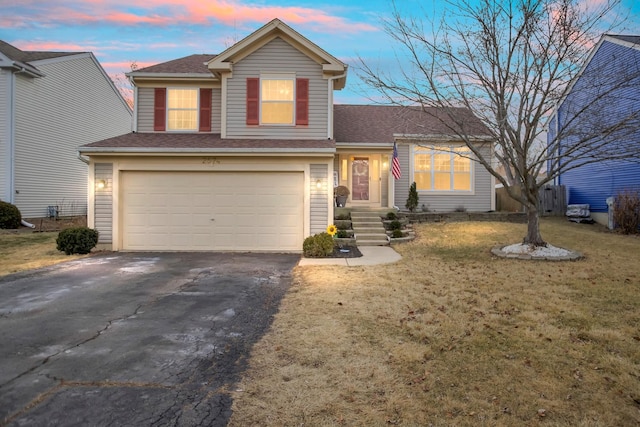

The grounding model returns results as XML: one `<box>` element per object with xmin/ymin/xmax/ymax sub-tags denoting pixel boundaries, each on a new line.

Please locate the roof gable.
<box><xmin>0</xmin><ymin>40</ymin><xmax>86</xmax><ymax>76</ymax></box>
<box><xmin>207</xmin><ymin>18</ymin><xmax>347</xmax><ymax>88</ymax></box>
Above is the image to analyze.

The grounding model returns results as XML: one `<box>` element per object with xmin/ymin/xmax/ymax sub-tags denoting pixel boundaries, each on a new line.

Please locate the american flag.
<box><xmin>392</xmin><ymin>142</ymin><xmax>401</xmax><ymax>180</ymax></box>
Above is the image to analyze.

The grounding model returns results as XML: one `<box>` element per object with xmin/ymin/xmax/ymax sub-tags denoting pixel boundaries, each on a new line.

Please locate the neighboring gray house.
<box><xmin>0</xmin><ymin>40</ymin><xmax>132</xmax><ymax>218</ymax></box>
<box><xmin>79</xmin><ymin>19</ymin><xmax>493</xmax><ymax>252</ymax></box>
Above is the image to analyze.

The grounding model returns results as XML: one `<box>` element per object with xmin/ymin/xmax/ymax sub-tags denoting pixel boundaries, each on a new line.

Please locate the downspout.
<box><xmin>7</xmin><ymin>68</ymin><xmax>19</xmax><ymax>204</ymax></box>
<box><xmin>327</xmin><ymin>72</ymin><xmax>347</xmax><ymax>140</ymax></box>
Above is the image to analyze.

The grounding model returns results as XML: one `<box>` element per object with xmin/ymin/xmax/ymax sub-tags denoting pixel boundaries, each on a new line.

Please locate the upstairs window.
<box><xmin>261</xmin><ymin>78</ymin><xmax>294</xmax><ymax>124</ymax></box>
<box><xmin>246</xmin><ymin>76</ymin><xmax>308</xmax><ymax>126</ymax></box>
<box><xmin>167</xmin><ymin>88</ymin><xmax>198</xmax><ymax>131</ymax></box>
<box><xmin>154</xmin><ymin>88</ymin><xmax>211</xmax><ymax>132</ymax></box>
<box><xmin>414</xmin><ymin>145</ymin><xmax>472</xmax><ymax>192</ymax></box>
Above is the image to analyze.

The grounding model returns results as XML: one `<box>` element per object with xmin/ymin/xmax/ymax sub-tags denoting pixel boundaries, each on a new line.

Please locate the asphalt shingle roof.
<box><xmin>334</xmin><ymin>104</ymin><xmax>491</xmax><ymax>144</ymax></box>
<box><xmin>133</xmin><ymin>54</ymin><xmax>216</xmax><ymax>74</ymax></box>
<box><xmin>81</xmin><ymin>132</ymin><xmax>334</xmax><ymax>150</ymax></box>
<box><xmin>0</xmin><ymin>40</ymin><xmax>82</xmax><ymax>63</ymax></box>
<box><xmin>609</xmin><ymin>35</ymin><xmax>640</xmax><ymax>45</ymax></box>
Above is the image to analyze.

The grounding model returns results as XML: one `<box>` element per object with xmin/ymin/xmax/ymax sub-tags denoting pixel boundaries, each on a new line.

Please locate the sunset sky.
<box><xmin>2</xmin><ymin>0</ymin><xmax>639</xmax><ymax>104</ymax></box>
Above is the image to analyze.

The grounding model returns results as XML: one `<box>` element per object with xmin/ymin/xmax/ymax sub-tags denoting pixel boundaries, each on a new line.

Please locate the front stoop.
<box><xmin>350</xmin><ymin>210</ymin><xmax>389</xmax><ymax>246</ymax></box>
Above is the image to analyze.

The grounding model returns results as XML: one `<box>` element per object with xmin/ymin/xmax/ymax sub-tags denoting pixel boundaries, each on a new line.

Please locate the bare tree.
<box><xmin>358</xmin><ymin>0</ymin><xmax>640</xmax><ymax>246</ymax></box>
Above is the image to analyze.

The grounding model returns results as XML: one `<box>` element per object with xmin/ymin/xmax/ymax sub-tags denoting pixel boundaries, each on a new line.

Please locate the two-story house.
<box><xmin>550</xmin><ymin>35</ymin><xmax>640</xmax><ymax>226</ymax></box>
<box><xmin>80</xmin><ymin>19</ymin><xmax>494</xmax><ymax>252</ymax></box>
<box><xmin>0</xmin><ymin>40</ymin><xmax>132</xmax><ymax>219</ymax></box>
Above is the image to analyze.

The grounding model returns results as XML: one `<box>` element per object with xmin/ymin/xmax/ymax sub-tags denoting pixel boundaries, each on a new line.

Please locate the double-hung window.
<box><xmin>246</xmin><ymin>75</ymin><xmax>309</xmax><ymax>126</ymax></box>
<box><xmin>167</xmin><ymin>88</ymin><xmax>198</xmax><ymax>131</ymax></box>
<box><xmin>413</xmin><ymin>145</ymin><xmax>472</xmax><ymax>192</ymax></box>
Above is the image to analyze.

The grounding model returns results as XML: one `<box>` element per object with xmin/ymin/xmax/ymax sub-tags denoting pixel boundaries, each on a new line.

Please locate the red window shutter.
<box><xmin>296</xmin><ymin>78</ymin><xmax>309</xmax><ymax>125</ymax></box>
<box><xmin>199</xmin><ymin>88</ymin><xmax>212</xmax><ymax>132</ymax></box>
<box><xmin>246</xmin><ymin>78</ymin><xmax>259</xmax><ymax>125</ymax></box>
<box><xmin>153</xmin><ymin>88</ymin><xmax>166</xmax><ymax>131</ymax></box>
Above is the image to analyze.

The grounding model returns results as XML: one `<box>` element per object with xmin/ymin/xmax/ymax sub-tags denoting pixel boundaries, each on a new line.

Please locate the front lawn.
<box><xmin>230</xmin><ymin>218</ymin><xmax>640</xmax><ymax>426</ymax></box>
<box><xmin>0</xmin><ymin>232</ymin><xmax>88</xmax><ymax>276</ymax></box>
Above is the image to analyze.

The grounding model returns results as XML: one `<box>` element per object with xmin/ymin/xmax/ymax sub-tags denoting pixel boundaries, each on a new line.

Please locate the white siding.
<box><xmin>394</xmin><ymin>143</ymin><xmax>493</xmax><ymax>212</ymax></box>
<box><xmin>13</xmin><ymin>55</ymin><xmax>132</xmax><ymax>217</ymax></box>
<box><xmin>0</xmin><ymin>70</ymin><xmax>11</xmax><ymax>202</ymax></box>
<box><xmin>137</xmin><ymin>87</ymin><xmax>221</xmax><ymax>133</ymax></box>
<box><xmin>310</xmin><ymin>163</ymin><xmax>329</xmax><ymax>234</ymax></box>
<box><xmin>94</xmin><ymin>163</ymin><xmax>113</xmax><ymax>243</ymax></box>
<box><xmin>226</xmin><ymin>37</ymin><xmax>329</xmax><ymax>139</ymax></box>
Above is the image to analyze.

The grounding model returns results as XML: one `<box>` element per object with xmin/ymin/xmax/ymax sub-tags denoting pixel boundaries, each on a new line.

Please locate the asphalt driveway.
<box><xmin>0</xmin><ymin>252</ymin><xmax>299</xmax><ymax>426</ymax></box>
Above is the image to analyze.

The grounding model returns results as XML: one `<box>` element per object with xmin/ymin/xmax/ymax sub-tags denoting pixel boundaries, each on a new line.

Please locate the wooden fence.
<box><xmin>496</xmin><ymin>185</ymin><xmax>566</xmax><ymax>216</ymax></box>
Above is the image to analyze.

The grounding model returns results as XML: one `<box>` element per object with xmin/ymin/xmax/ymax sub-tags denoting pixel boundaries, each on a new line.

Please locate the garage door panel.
<box><xmin>122</xmin><ymin>172</ymin><xmax>303</xmax><ymax>251</ymax></box>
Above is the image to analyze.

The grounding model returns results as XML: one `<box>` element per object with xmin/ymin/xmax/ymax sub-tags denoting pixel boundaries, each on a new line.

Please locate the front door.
<box><xmin>350</xmin><ymin>155</ymin><xmax>380</xmax><ymax>205</ymax></box>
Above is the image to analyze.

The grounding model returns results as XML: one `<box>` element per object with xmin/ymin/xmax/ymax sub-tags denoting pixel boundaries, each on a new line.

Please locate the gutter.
<box><xmin>327</xmin><ymin>71</ymin><xmax>347</xmax><ymax>140</ymax></box>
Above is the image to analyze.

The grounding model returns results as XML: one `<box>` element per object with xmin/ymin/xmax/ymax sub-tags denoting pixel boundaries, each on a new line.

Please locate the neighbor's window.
<box><xmin>413</xmin><ymin>145</ymin><xmax>472</xmax><ymax>191</ymax></box>
<box><xmin>167</xmin><ymin>88</ymin><xmax>198</xmax><ymax>131</ymax></box>
<box><xmin>261</xmin><ymin>78</ymin><xmax>294</xmax><ymax>124</ymax></box>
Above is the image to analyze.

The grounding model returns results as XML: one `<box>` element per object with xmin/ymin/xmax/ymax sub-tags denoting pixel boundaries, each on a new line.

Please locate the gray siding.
<box><xmin>94</xmin><ymin>163</ymin><xmax>113</xmax><ymax>243</ymax></box>
<box><xmin>0</xmin><ymin>70</ymin><xmax>10</xmax><ymax>202</ymax></box>
<box><xmin>226</xmin><ymin>37</ymin><xmax>329</xmax><ymax>139</ymax></box>
<box><xmin>394</xmin><ymin>143</ymin><xmax>493</xmax><ymax>212</ymax></box>
<box><xmin>310</xmin><ymin>164</ymin><xmax>329</xmax><ymax>234</ymax></box>
<box><xmin>137</xmin><ymin>87</ymin><xmax>221</xmax><ymax>133</ymax></box>
<box><xmin>13</xmin><ymin>55</ymin><xmax>132</xmax><ymax>217</ymax></box>
<box><xmin>137</xmin><ymin>87</ymin><xmax>154</xmax><ymax>132</ymax></box>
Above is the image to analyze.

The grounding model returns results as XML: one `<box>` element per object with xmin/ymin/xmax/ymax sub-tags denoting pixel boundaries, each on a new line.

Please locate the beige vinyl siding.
<box><xmin>137</xmin><ymin>87</ymin><xmax>221</xmax><ymax>133</ymax></box>
<box><xmin>0</xmin><ymin>70</ymin><xmax>11</xmax><ymax>202</ymax></box>
<box><xmin>310</xmin><ymin>163</ymin><xmax>329</xmax><ymax>234</ymax></box>
<box><xmin>13</xmin><ymin>54</ymin><xmax>132</xmax><ymax>217</ymax></box>
<box><xmin>394</xmin><ymin>142</ymin><xmax>493</xmax><ymax>212</ymax></box>
<box><xmin>94</xmin><ymin>163</ymin><xmax>113</xmax><ymax>243</ymax></box>
<box><xmin>393</xmin><ymin>144</ymin><xmax>412</xmax><ymax>208</ymax></box>
<box><xmin>226</xmin><ymin>37</ymin><xmax>328</xmax><ymax>139</ymax></box>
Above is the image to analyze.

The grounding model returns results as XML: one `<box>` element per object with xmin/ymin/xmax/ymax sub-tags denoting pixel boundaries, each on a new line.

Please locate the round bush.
<box><xmin>388</xmin><ymin>220</ymin><xmax>402</xmax><ymax>231</ymax></box>
<box><xmin>56</xmin><ymin>227</ymin><xmax>99</xmax><ymax>255</ymax></box>
<box><xmin>386</xmin><ymin>211</ymin><xmax>397</xmax><ymax>220</ymax></box>
<box><xmin>0</xmin><ymin>201</ymin><xmax>22</xmax><ymax>229</ymax></box>
<box><xmin>391</xmin><ymin>229</ymin><xmax>404</xmax><ymax>238</ymax></box>
<box><xmin>302</xmin><ymin>232</ymin><xmax>334</xmax><ymax>257</ymax></box>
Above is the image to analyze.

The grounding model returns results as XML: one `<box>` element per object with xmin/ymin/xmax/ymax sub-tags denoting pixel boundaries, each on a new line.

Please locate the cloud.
<box><xmin>3</xmin><ymin>0</ymin><xmax>377</xmax><ymax>34</ymax></box>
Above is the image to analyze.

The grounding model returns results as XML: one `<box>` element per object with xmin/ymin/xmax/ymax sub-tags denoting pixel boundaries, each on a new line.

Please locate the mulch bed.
<box><xmin>329</xmin><ymin>245</ymin><xmax>362</xmax><ymax>258</ymax></box>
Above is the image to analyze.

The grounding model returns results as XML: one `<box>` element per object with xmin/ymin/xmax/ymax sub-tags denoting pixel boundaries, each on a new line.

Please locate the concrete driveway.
<box><xmin>0</xmin><ymin>252</ymin><xmax>299</xmax><ymax>426</ymax></box>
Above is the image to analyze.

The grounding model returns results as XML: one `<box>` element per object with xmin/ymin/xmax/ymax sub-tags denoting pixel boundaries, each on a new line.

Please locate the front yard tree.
<box><xmin>359</xmin><ymin>0</ymin><xmax>640</xmax><ymax>246</ymax></box>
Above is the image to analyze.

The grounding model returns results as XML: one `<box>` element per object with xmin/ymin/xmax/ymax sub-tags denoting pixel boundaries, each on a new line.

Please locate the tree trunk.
<box><xmin>523</xmin><ymin>205</ymin><xmax>547</xmax><ymax>247</ymax></box>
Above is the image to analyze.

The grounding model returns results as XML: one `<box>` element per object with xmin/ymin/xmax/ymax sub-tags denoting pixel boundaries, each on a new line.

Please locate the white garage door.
<box><xmin>121</xmin><ymin>171</ymin><xmax>304</xmax><ymax>251</ymax></box>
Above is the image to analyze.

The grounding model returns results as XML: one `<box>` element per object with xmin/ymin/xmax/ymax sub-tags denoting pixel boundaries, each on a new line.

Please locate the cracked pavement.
<box><xmin>0</xmin><ymin>252</ymin><xmax>299</xmax><ymax>426</ymax></box>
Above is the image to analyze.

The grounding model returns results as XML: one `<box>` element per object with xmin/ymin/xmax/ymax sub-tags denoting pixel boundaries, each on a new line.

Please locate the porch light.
<box><xmin>316</xmin><ymin>179</ymin><xmax>322</xmax><ymax>189</ymax></box>
<box><xmin>96</xmin><ymin>179</ymin><xmax>106</xmax><ymax>190</ymax></box>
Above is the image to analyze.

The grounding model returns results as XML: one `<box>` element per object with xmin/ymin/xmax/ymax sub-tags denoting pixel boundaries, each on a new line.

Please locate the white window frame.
<box><xmin>260</xmin><ymin>73</ymin><xmax>295</xmax><ymax>126</ymax></box>
<box><xmin>411</xmin><ymin>144</ymin><xmax>475</xmax><ymax>194</ymax></box>
<box><xmin>166</xmin><ymin>87</ymin><xmax>199</xmax><ymax>131</ymax></box>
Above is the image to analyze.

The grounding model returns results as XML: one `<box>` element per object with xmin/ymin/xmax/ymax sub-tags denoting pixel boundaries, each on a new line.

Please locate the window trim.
<box><xmin>411</xmin><ymin>144</ymin><xmax>475</xmax><ymax>194</ymax></box>
<box><xmin>166</xmin><ymin>87</ymin><xmax>199</xmax><ymax>132</ymax></box>
<box><xmin>259</xmin><ymin>73</ymin><xmax>296</xmax><ymax>126</ymax></box>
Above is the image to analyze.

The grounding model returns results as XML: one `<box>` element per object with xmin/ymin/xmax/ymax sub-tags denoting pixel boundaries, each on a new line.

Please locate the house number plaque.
<box><xmin>202</xmin><ymin>157</ymin><xmax>220</xmax><ymax>166</ymax></box>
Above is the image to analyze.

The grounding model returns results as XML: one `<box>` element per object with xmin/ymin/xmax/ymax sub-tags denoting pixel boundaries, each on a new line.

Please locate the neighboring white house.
<box><xmin>0</xmin><ymin>40</ymin><xmax>132</xmax><ymax>218</ymax></box>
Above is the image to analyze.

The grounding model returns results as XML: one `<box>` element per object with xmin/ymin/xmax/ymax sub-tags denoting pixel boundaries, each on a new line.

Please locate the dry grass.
<box><xmin>230</xmin><ymin>218</ymin><xmax>640</xmax><ymax>426</ymax></box>
<box><xmin>0</xmin><ymin>217</ymin><xmax>90</xmax><ymax>276</ymax></box>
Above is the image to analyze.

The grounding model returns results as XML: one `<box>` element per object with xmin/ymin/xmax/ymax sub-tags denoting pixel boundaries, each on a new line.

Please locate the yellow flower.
<box><xmin>326</xmin><ymin>224</ymin><xmax>338</xmax><ymax>236</ymax></box>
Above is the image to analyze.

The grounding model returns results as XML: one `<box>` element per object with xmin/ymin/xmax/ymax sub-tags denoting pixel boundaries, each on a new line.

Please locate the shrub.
<box><xmin>336</xmin><ymin>230</ymin><xmax>351</xmax><ymax>238</ymax></box>
<box><xmin>386</xmin><ymin>211</ymin><xmax>397</xmax><ymax>220</ymax></box>
<box><xmin>302</xmin><ymin>232</ymin><xmax>334</xmax><ymax>257</ymax></box>
<box><xmin>405</xmin><ymin>182</ymin><xmax>419</xmax><ymax>212</ymax></box>
<box><xmin>56</xmin><ymin>227</ymin><xmax>99</xmax><ymax>255</ymax></box>
<box><xmin>0</xmin><ymin>201</ymin><xmax>22</xmax><ymax>229</ymax></box>
<box><xmin>335</xmin><ymin>213</ymin><xmax>350</xmax><ymax>220</ymax></box>
<box><xmin>388</xmin><ymin>220</ymin><xmax>402</xmax><ymax>231</ymax></box>
<box><xmin>454</xmin><ymin>205</ymin><xmax>467</xmax><ymax>213</ymax></box>
<box><xmin>391</xmin><ymin>229</ymin><xmax>404</xmax><ymax>238</ymax></box>
<box><xmin>613</xmin><ymin>189</ymin><xmax>640</xmax><ymax>234</ymax></box>
<box><xmin>336</xmin><ymin>222</ymin><xmax>349</xmax><ymax>230</ymax></box>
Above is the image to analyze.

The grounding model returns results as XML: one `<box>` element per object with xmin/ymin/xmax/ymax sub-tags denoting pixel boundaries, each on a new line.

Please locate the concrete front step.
<box><xmin>354</xmin><ymin>227</ymin><xmax>386</xmax><ymax>234</ymax></box>
<box><xmin>349</xmin><ymin>209</ymin><xmax>389</xmax><ymax>246</ymax></box>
